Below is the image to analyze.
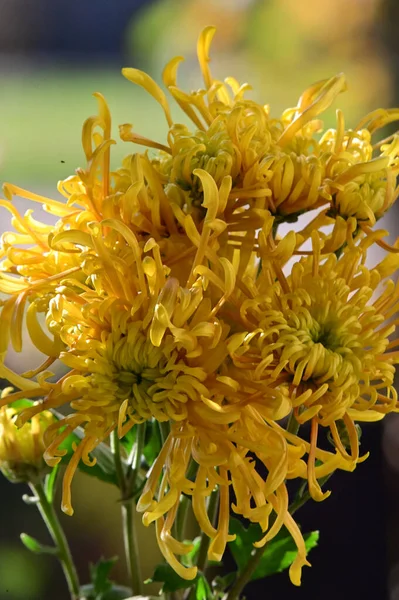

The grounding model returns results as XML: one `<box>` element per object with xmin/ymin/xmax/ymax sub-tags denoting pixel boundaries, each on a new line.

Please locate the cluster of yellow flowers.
<box><xmin>1</xmin><ymin>27</ymin><xmax>399</xmax><ymax>585</ymax></box>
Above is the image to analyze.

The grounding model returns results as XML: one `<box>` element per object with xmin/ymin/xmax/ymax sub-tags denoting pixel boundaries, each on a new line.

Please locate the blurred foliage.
<box><xmin>1</xmin><ymin>0</ymin><xmax>393</xmax><ymax>187</ymax></box>
<box><xmin>0</xmin><ymin>545</ymin><xmax>47</xmax><ymax>599</ymax></box>
<box><xmin>0</xmin><ymin>72</ymin><xmax>167</xmax><ymax>185</ymax></box>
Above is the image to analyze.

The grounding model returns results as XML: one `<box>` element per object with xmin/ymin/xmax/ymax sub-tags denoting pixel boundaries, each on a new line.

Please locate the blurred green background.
<box><xmin>1</xmin><ymin>1</ymin><xmax>399</xmax><ymax>599</ymax></box>
<box><xmin>1</xmin><ymin>0</ymin><xmax>395</xmax><ymax>186</ymax></box>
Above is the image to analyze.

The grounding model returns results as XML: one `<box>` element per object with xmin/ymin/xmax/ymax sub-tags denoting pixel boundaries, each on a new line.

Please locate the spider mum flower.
<box><xmin>231</xmin><ymin>228</ymin><xmax>399</xmax><ymax>501</ymax></box>
<box><xmin>0</xmin><ymin>159</ymin><xmax>309</xmax><ymax>584</ymax></box>
<box><xmin>320</xmin><ymin>112</ymin><xmax>399</xmax><ymax>226</ymax></box>
<box><xmin>120</xmin><ymin>27</ymin><xmax>399</xmax><ymax>230</ymax></box>
<box><xmin>0</xmin><ymin>165</ymin><xmax>233</xmax><ymax>496</ymax></box>
<box><xmin>2</xmin><ymin>24</ymin><xmax>399</xmax><ymax>591</ymax></box>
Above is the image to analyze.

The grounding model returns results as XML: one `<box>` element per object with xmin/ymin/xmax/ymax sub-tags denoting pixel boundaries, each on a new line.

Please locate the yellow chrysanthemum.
<box><xmin>1</xmin><ymin>25</ymin><xmax>399</xmax><ymax>591</ymax></box>
<box><xmin>0</xmin><ymin>125</ymin><xmax>302</xmax><ymax>580</ymax></box>
<box><xmin>120</xmin><ymin>27</ymin><xmax>399</xmax><ymax>230</ymax></box>
<box><xmin>0</xmin><ymin>121</ymin><xmax>310</xmax><ymax>582</ymax></box>
<box><xmin>228</xmin><ymin>225</ymin><xmax>399</xmax><ymax>501</ymax></box>
<box><xmin>0</xmin><ymin>165</ymin><xmax>310</xmax><ymax>583</ymax></box>
<box><xmin>0</xmin><ymin>394</ymin><xmax>54</xmax><ymax>482</ymax></box>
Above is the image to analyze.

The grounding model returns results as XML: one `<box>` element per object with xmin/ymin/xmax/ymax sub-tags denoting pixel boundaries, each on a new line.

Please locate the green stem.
<box><xmin>175</xmin><ymin>495</ymin><xmax>190</xmax><ymax>542</ymax></box>
<box><xmin>111</xmin><ymin>430</ymin><xmax>143</xmax><ymax>596</ymax></box>
<box><xmin>175</xmin><ymin>460</ymin><xmax>198</xmax><ymax>542</ymax></box>
<box><xmin>127</xmin><ymin>422</ymin><xmax>146</xmax><ymax>494</ymax></box>
<box><xmin>196</xmin><ymin>489</ymin><xmax>219</xmax><ymax>573</ymax></box>
<box><xmin>225</xmin><ymin>473</ymin><xmax>334</xmax><ymax>600</ymax></box>
<box><xmin>111</xmin><ymin>429</ymin><xmax>126</xmax><ymax>491</ymax></box>
<box><xmin>159</xmin><ymin>420</ymin><xmax>171</xmax><ymax>446</ymax></box>
<box><xmin>30</xmin><ymin>481</ymin><xmax>80</xmax><ymax>600</ymax></box>
<box><xmin>286</xmin><ymin>410</ymin><xmax>300</xmax><ymax>436</ymax></box>
<box><xmin>225</xmin><ymin>546</ymin><xmax>262</xmax><ymax>600</ymax></box>
<box><xmin>121</xmin><ymin>500</ymin><xmax>143</xmax><ymax>596</ymax></box>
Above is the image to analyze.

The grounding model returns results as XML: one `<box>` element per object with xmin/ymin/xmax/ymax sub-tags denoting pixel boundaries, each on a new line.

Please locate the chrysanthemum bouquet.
<box><xmin>1</xmin><ymin>26</ymin><xmax>399</xmax><ymax>600</ymax></box>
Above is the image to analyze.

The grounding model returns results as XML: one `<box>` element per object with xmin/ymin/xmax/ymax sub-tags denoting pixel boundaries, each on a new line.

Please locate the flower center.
<box><xmin>63</xmin><ymin>320</ymin><xmax>208</xmax><ymax>426</ymax></box>
<box><xmin>309</xmin><ymin>321</ymin><xmax>340</xmax><ymax>351</ymax></box>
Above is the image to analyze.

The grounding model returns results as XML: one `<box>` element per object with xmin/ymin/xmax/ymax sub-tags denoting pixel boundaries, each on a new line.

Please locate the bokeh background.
<box><xmin>1</xmin><ymin>0</ymin><xmax>399</xmax><ymax>598</ymax></box>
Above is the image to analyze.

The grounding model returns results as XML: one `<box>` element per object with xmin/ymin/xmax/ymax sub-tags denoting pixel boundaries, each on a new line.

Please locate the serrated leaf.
<box><xmin>146</xmin><ymin>563</ymin><xmax>198</xmax><ymax>594</ymax></box>
<box><xmin>89</xmin><ymin>556</ymin><xmax>118</xmax><ymax>596</ymax></box>
<box><xmin>44</xmin><ymin>463</ymin><xmax>60</xmax><ymax>503</ymax></box>
<box><xmin>228</xmin><ymin>518</ymin><xmax>319</xmax><ymax>581</ymax></box>
<box><xmin>20</xmin><ymin>533</ymin><xmax>58</xmax><ymax>556</ymax></box>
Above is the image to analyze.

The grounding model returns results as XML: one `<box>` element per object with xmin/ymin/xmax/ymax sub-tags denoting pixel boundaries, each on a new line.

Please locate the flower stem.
<box><xmin>127</xmin><ymin>421</ymin><xmax>146</xmax><ymax>493</ymax></box>
<box><xmin>175</xmin><ymin>495</ymin><xmax>190</xmax><ymax>541</ymax></box>
<box><xmin>175</xmin><ymin>460</ymin><xmax>198</xmax><ymax>541</ymax></box>
<box><xmin>111</xmin><ymin>429</ymin><xmax>143</xmax><ymax>596</ymax></box>
<box><xmin>225</xmin><ymin>473</ymin><xmax>334</xmax><ymax>600</ymax></box>
<box><xmin>183</xmin><ymin>490</ymin><xmax>219</xmax><ymax>600</ymax></box>
<box><xmin>111</xmin><ymin>429</ymin><xmax>125</xmax><ymax>490</ymax></box>
<box><xmin>286</xmin><ymin>409</ymin><xmax>300</xmax><ymax>436</ymax></box>
<box><xmin>196</xmin><ymin>489</ymin><xmax>219</xmax><ymax>573</ymax></box>
<box><xmin>30</xmin><ymin>481</ymin><xmax>80</xmax><ymax>600</ymax></box>
<box><xmin>159</xmin><ymin>420</ymin><xmax>170</xmax><ymax>446</ymax></box>
<box><xmin>225</xmin><ymin>546</ymin><xmax>263</xmax><ymax>600</ymax></box>
<box><xmin>121</xmin><ymin>500</ymin><xmax>143</xmax><ymax>596</ymax></box>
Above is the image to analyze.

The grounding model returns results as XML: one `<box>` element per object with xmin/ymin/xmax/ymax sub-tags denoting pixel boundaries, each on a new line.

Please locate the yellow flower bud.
<box><xmin>0</xmin><ymin>406</ymin><xmax>55</xmax><ymax>483</ymax></box>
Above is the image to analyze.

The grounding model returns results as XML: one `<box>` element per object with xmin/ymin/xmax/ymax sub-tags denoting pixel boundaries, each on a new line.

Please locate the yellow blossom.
<box><xmin>228</xmin><ymin>226</ymin><xmax>399</xmax><ymax>501</ymax></box>
<box><xmin>1</xmin><ymin>25</ymin><xmax>399</xmax><ymax>591</ymax></box>
<box><xmin>0</xmin><ymin>138</ymin><xmax>308</xmax><ymax>581</ymax></box>
<box><xmin>0</xmin><ymin>395</ymin><xmax>54</xmax><ymax>482</ymax></box>
<box><xmin>121</xmin><ymin>27</ymin><xmax>399</xmax><ymax>230</ymax></box>
<box><xmin>0</xmin><ymin>124</ymin><xmax>309</xmax><ymax>582</ymax></box>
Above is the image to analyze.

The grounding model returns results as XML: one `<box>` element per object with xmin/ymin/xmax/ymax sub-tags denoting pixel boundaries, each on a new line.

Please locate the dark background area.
<box><xmin>1</xmin><ymin>1</ymin><xmax>399</xmax><ymax>598</ymax></box>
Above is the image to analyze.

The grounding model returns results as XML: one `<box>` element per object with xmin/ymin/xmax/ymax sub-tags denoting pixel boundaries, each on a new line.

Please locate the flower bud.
<box><xmin>0</xmin><ymin>406</ymin><xmax>55</xmax><ymax>483</ymax></box>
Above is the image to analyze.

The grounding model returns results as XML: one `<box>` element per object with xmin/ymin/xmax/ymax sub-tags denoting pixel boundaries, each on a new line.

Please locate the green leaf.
<box><xmin>183</xmin><ymin>536</ymin><xmax>221</xmax><ymax>569</ymax></box>
<box><xmin>182</xmin><ymin>536</ymin><xmax>201</xmax><ymax>567</ymax></box>
<box><xmin>20</xmin><ymin>533</ymin><xmax>58</xmax><ymax>556</ymax></box>
<box><xmin>9</xmin><ymin>398</ymin><xmax>35</xmax><ymax>410</ymax></box>
<box><xmin>90</xmin><ymin>556</ymin><xmax>118</xmax><ymax>595</ymax></box>
<box><xmin>115</xmin><ymin>420</ymin><xmax>161</xmax><ymax>471</ymax></box>
<box><xmin>228</xmin><ymin>518</ymin><xmax>319</xmax><ymax>581</ymax></box>
<box><xmin>120</xmin><ymin>427</ymin><xmax>136</xmax><ymax>456</ymax></box>
<box><xmin>80</xmin><ymin>557</ymin><xmax>130</xmax><ymax>599</ymax></box>
<box><xmin>146</xmin><ymin>563</ymin><xmax>198</xmax><ymax>594</ymax></box>
<box><xmin>143</xmin><ymin>420</ymin><xmax>162</xmax><ymax>467</ymax></box>
<box><xmin>44</xmin><ymin>463</ymin><xmax>60</xmax><ymax>503</ymax></box>
<box><xmin>195</xmin><ymin>574</ymin><xmax>213</xmax><ymax>600</ymax></box>
<box><xmin>80</xmin><ymin>583</ymin><xmax>132</xmax><ymax>600</ymax></box>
